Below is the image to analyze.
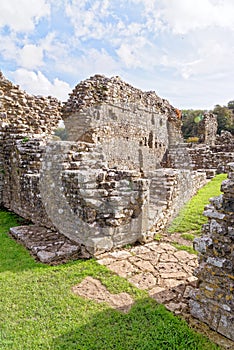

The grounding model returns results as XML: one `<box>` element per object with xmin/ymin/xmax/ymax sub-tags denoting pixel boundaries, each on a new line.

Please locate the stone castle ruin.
<box><xmin>0</xmin><ymin>71</ymin><xmax>234</xmax><ymax>340</ymax></box>
<box><xmin>0</xmin><ymin>72</ymin><xmax>233</xmax><ymax>258</ymax></box>
<box><xmin>0</xmin><ymin>73</ymin><xmax>207</xmax><ymax>256</ymax></box>
<box><xmin>197</xmin><ymin>112</ymin><xmax>218</xmax><ymax>145</ymax></box>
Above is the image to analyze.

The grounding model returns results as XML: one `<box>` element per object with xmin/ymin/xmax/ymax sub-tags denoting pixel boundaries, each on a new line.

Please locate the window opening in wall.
<box><xmin>144</xmin><ymin>137</ymin><xmax>147</xmax><ymax>146</ymax></box>
<box><xmin>53</xmin><ymin>126</ymin><xmax>68</xmax><ymax>140</ymax></box>
<box><xmin>148</xmin><ymin>131</ymin><xmax>153</xmax><ymax>149</ymax></box>
<box><xmin>160</xmin><ymin>119</ymin><xmax>163</xmax><ymax>127</ymax></box>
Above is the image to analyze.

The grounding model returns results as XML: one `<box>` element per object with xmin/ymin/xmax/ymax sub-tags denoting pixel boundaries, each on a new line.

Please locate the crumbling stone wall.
<box><xmin>39</xmin><ymin>141</ymin><xmax>207</xmax><ymax>254</ymax></box>
<box><xmin>0</xmin><ymin>72</ymin><xmax>209</xmax><ymax>255</ymax></box>
<box><xmin>147</xmin><ymin>169</ymin><xmax>207</xmax><ymax>233</ymax></box>
<box><xmin>187</xmin><ymin>144</ymin><xmax>234</xmax><ymax>175</ymax></box>
<box><xmin>198</xmin><ymin>112</ymin><xmax>218</xmax><ymax>145</ymax></box>
<box><xmin>63</xmin><ymin>75</ymin><xmax>183</xmax><ymax>172</ymax></box>
<box><xmin>190</xmin><ymin>162</ymin><xmax>234</xmax><ymax>341</ymax></box>
<box><xmin>0</xmin><ymin>71</ymin><xmax>61</xmax><ymax>220</ymax></box>
<box><xmin>3</xmin><ymin>138</ymin><xmax>54</xmax><ymax>226</ymax></box>
<box><xmin>44</xmin><ymin>75</ymin><xmax>204</xmax><ymax>253</ymax></box>
<box><xmin>164</xmin><ymin>116</ymin><xmax>234</xmax><ymax>177</ymax></box>
<box><xmin>40</xmin><ymin>141</ymin><xmax>150</xmax><ymax>253</ymax></box>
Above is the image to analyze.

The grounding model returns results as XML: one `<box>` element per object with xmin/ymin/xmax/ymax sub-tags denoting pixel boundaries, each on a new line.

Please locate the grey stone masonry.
<box><xmin>198</xmin><ymin>112</ymin><xmax>218</xmax><ymax>145</ymax></box>
<box><xmin>0</xmin><ymin>72</ymin><xmax>215</xmax><ymax>257</ymax></box>
<box><xmin>165</xmin><ymin>143</ymin><xmax>234</xmax><ymax>178</ymax></box>
<box><xmin>190</xmin><ymin>162</ymin><xmax>234</xmax><ymax>341</ymax></box>
<box><xmin>0</xmin><ymin>71</ymin><xmax>61</xmax><ymax>208</ymax></box>
<box><xmin>163</xmin><ymin>114</ymin><xmax>233</xmax><ymax>178</ymax></box>
<box><xmin>63</xmin><ymin>75</ymin><xmax>184</xmax><ymax>172</ymax></box>
<box><xmin>39</xmin><ymin>140</ymin><xmax>207</xmax><ymax>254</ymax></box>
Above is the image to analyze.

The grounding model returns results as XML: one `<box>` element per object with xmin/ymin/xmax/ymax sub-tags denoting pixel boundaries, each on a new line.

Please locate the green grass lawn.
<box><xmin>0</xmin><ymin>209</ymin><xmax>221</xmax><ymax>349</ymax></box>
<box><xmin>168</xmin><ymin>174</ymin><xmax>227</xmax><ymax>236</ymax></box>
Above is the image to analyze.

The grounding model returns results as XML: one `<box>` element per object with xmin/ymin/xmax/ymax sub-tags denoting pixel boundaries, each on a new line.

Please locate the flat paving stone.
<box><xmin>107</xmin><ymin>260</ymin><xmax>139</xmax><ymax>278</ymax></box>
<box><xmin>97</xmin><ymin>241</ymin><xmax>199</xmax><ymax>317</ymax></box>
<box><xmin>72</xmin><ymin>277</ymin><xmax>134</xmax><ymax>313</ymax></box>
<box><xmin>128</xmin><ymin>272</ymin><xmax>158</xmax><ymax>290</ymax></box>
<box><xmin>9</xmin><ymin>225</ymin><xmax>90</xmax><ymax>264</ymax></box>
<box><xmin>128</xmin><ymin>256</ymin><xmax>156</xmax><ymax>273</ymax></box>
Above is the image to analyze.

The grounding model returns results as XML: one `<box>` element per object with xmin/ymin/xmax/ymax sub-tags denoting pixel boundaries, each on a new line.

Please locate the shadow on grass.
<box><xmin>50</xmin><ymin>298</ymin><xmax>219</xmax><ymax>350</ymax></box>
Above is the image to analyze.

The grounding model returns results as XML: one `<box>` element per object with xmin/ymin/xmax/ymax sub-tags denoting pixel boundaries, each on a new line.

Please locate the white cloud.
<box><xmin>116</xmin><ymin>42</ymin><xmax>142</xmax><ymax>69</ymax></box>
<box><xmin>65</xmin><ymin>0</ymin><xmax>111</xmax><ymax>40</ymax></box>
<box><xmin>1</xmin><ymin>0</ymin><xmax>234</xmax><ymax>109</ymax></box>
<box><xmin>19</xmin><ymin>45</ymin><xmax>44</xmax><ymax>69</ymax></box>
<box><xmin>0</xmin><ymin>0</ymin><xmax>50</xmax><ymax>32</ymax></box>
<box><xmin>159</xmin><ymin>0</ymin><xmax>234</xmax><ymax>34</ymax></box>
<box><xmin>54</xmin><ymin>47</ymin><xmax>120</xmax><ymax>79</ymax></box>
<box><xmin>158</xmin><ymin>25</ymin><xmax>234</xmax><ymax>81</ymax></box>
<box><xmin>12</xmin><ymin>69</ymin><xmax>71</xmax><ymax>101</ymax></box>
<box><xmin>0</xmin><ymin>32</ymin><xmax>19</xmax><ymax>61</ymax></box>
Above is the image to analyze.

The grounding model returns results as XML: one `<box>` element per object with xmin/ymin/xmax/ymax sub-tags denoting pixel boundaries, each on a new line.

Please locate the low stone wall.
<box><xmin>39</xmin><ymin>141</ymin><xmax>149</xmax><ymax>254</ymax></box>
<box><xmin>165</xmin><ymin>142</ymin><xmax>234</xmax><ymax>177</ymax></box>
<box><xmin>187</xmin><ymin>144</ymin><xmax>234</xmax><ymax>174</ymax></box>
<box><xmin>147</xmin><ymin>169</ymin><xmax>207</xmax><ymax>234</ymax></box>
<box><xmin>0</xmin><ymin>146</ymin><xmax>3</xmax><ymax>206</ymax></box>
<box><xmin>190</xmin><ymin>162</ymin><xmax>234</xmax><ymax>341</ymax></box>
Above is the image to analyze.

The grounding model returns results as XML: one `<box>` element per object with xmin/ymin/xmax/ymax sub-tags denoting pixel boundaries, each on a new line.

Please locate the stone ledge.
<box><xmin>9</xmin><ymin>225</ymin><xmax>91</xmax><ymax>264</ymax></box>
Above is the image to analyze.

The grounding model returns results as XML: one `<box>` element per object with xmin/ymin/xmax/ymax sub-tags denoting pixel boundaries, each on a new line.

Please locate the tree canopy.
<box><xmin>181</xmin><ymin>101</ymin><xmax>234</xmax><ymax>139</ymax></box>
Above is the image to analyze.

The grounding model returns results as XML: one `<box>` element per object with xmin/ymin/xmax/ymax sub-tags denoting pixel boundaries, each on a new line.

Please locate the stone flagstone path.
<box><xmin>72</xmin><ymin>276</ymin><xmax>134</xmax><ymax>313</ymax></box>
<box><xmin>97</xmin><ymin>241</ymin><xmax>198</xmax><ymax>315</ymax></box>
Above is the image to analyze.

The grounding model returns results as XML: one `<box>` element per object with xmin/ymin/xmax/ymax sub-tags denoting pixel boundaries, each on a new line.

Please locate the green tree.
<box><xmin>213</xmin><ymin>105</ymin><xmax>234</xmax><ymax>135</ymax></box>
<box><xmin>181</xmin><ymin>109</ymin><xmax>206</xmax><ymax>139</ymax></box>
<box><xmin>53</xmin><ymin>127</ymin><xmax>68</xmax><ymax>140</ymax></box>
<box><xmin>227</xmin><ymin>100</ymin><xmax>234</xmax><ymax>110</ymax></box>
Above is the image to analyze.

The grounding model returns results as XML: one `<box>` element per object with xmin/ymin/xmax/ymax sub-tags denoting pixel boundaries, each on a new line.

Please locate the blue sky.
<box><xmin>1</xmin><ymin>0</ymin><xmax>234</xmax><ymax>109</ymax></box>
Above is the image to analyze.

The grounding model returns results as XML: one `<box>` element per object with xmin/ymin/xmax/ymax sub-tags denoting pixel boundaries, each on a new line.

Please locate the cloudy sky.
<box><xmin>1</xmin><ymin>0</ymin><xmax>234</xmax><ymax>109</ymax></box>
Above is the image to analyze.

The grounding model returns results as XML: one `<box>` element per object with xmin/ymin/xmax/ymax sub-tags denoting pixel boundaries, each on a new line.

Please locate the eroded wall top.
<box><xmin>62</xmin><ymin>75</ymin><xmax>183</xmax><ymax>171</ymax></box>
<box><xmin>63</xmin><ymin>74</ymin><xmax>178</xmax><ymax>117</ymax></box>
<box><xmin>0</xmin><ymin>71</ymin><xmax>62</xmax><ymax>136</ymax></box>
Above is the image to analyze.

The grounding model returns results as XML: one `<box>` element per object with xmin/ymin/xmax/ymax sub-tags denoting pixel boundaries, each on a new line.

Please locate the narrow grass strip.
<box><xmin>168</xmin><ymin>174</ymin><xmax>227</xmax><ymax>235</ymax></box>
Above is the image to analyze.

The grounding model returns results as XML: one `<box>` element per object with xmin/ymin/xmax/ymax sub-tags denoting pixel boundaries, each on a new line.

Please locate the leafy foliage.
<box><xmin>181</xmin><ymin>100</ymin><xmax>234</xmax><ymax>139</ymax></box>
<box><xmin>181</xmin><ymin>109</ymin><xmax>206</xmax><ymax>139</ymax></box>
<box><xmin>213</xmin><ymin>104</ymin><xmax>234</xmax><ymax>135</ymax></box>
<box><xmin>54</xmin><ymin>127</ymin><xmax>68</xmax><ymax>140</ymax></box>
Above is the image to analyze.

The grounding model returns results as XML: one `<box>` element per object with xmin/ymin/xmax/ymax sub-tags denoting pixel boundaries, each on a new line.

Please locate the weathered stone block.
<box><xmin>190</xmin><ymin>163</ymin><xmax>234</xmax><ymax>341</ymax></box>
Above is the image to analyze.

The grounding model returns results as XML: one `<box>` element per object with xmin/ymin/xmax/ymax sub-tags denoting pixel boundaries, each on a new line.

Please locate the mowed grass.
<box><xmin>168</xmin><ymin>174</ymin><xmax>227</xmax><ymax>235</ymax></box>
<box><xmin>0</xmin><ymin>209</ymin><xmax>220</xmax><ymax>350</ymax></box>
